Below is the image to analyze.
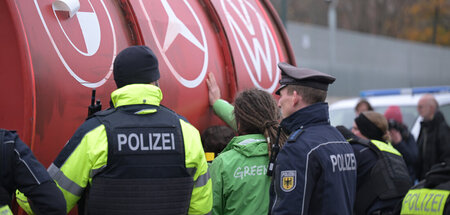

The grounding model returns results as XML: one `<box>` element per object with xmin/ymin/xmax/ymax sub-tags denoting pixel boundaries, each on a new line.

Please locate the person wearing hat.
<box><xmin>384</xmin><ymin>105</ymin><xmax>418</xmax><ymax>182</ymax></box>
<box><xmin>269</xmin><ymin>63</ymin><xmax>357</xmax><ymax>215</ymax></box>
<box><xmin>40</xmin><ymin>46</ymin><xmax>212</xmax><ymax>214</ymax></box>
<box><xmin>342</xmin><ymin>111</ymin><xmax>412</xmax><ymax>214</ymax></box>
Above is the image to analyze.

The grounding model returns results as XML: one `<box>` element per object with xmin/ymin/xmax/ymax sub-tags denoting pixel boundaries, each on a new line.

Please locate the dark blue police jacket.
<box><xmin>0</xmin><ymin>129</ymin><xmax>65</xmax><ymax>214</ymax></box>
<box><xmin>269</xmin><ymin>103</ymin><xmax>357</xmax><ymax>215</ymax></box>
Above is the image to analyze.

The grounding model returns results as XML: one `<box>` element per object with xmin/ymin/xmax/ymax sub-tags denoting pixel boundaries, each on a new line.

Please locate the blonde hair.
<box><xmin>362</xmin><ymin>111</ymin><xmax>391</xmax><ymax>142</ymax></box>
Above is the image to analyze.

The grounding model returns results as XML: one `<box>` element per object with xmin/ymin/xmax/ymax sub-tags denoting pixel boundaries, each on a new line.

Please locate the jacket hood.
<box><xmin>111</xmin><ymin>84</ymin><xmax>163</xmax><ymax>108</ymax></box>
<box><xmin>280</xmin><ymin>102</ymin><xmax>330</xmax><ymax>134</ymax></box>
<box><xmin>221</xmin><ymin>134</ymin><xmax>268</xmax><ymax>157</ymax></box>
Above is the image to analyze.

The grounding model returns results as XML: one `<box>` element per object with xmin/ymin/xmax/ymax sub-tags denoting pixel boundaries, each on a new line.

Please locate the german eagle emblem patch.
<box><xmin>280</xmin><ymin>170</ymin><xmax>296</xmax><ymax>192</ymax></box>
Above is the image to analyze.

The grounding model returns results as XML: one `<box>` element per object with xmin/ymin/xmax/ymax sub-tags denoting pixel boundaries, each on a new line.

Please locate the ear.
<box><xmin>292</xmin><ymin>90</ymin><xmax>300</xmax><ymax>106</ymax></box>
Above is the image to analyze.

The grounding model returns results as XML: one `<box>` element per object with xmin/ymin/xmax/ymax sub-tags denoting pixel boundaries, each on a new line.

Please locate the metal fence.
<box><xmin>286</xmin><ymin>22</ymin><xmax>450</xmax><ymax>97</ymax></box>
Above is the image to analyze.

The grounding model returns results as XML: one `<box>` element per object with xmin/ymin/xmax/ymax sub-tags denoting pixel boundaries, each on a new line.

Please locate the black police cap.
<box><xmin>275</xmin><ymin>62</ymin><xmax>336</xmax><ymax>95</ymax></box>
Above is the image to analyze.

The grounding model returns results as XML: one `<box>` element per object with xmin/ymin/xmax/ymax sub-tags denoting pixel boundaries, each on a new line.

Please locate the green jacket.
<box><xmin>47</xmin><ymin>84</ymin><xmax>212</xmax><ymax>214</ymax></box>
<box><xmin>210</xmin><ymin>134</ymin><xmax>270</xmax><ymax>215</ymax></box>
<box><xmin>212</xmin><ymin>99</ymin><xmax>237</xmax><ymax>131</ymax></box>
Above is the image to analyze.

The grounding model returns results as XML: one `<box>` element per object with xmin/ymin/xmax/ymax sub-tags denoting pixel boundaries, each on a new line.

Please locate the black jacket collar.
<box><xmin>421</xmin><ymin>111</ymin><xmax>447</xmax><ymax>128</ymax></box>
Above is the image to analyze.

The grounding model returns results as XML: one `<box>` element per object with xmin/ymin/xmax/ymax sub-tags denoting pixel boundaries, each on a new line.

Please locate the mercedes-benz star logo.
<box><xmin>140</xmin><ymin>0</ymin><xmax>209</xmax><ymax>88</ymax></box>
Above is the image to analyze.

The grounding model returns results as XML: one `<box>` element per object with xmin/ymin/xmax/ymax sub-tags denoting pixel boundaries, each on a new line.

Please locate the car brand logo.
<box><xmin>34</xmin><ymin>0</ymin><xmax>117</xmax><ymax>88</ymax></box>
<box><xmin>139</xmin><ymin>0</ymin><xmax>208</xmax><ymax>88</ymax></box>
<box><xmin>221</xmin><ymin>0</ymin><xmax>280</xmax><ymax>93</ymax></box>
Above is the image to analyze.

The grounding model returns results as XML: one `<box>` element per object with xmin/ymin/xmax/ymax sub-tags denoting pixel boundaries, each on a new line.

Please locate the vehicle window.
<box><xmin>330</xmin><ymin>105</ymin><xmax>419</xmax><ymax>131</ymax></box>
<box><xmin>440</xmin><ymin>104</ymin><xmax>450</xmax><ymax>125</ymax></box>
<box><xmin>374</xmin><ymin>106</ymin><xmax>419</xmax><ymax>130</ymax></box>
<box><xmin>399</xmin><ymin>106</ymin><xmax>420</xmax><ymax>130</ymax></box>
<box><xmin>329</xmin><ymin>108</ymin><xmax>356</xmax><ymax>129</ymax></box>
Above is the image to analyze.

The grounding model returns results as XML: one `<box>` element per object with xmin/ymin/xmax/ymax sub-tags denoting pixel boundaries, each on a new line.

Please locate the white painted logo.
<box><xmin>34</xmin><ymin>0</ymin><xmax>117</xmax><ymax>88</ymax></box>
<box><xmin>234</xmin><ymin>165</ymin><xmax>268</xmax><ymax>179</ymax></box>
<box><xmin>140</xmin><ymin>0</ymin><xmax>208</xmax><ymax>88</ymax></box>
<box><xmin>54</xmin><ymin>3</ymin><xmax>101</xmax><ymax>56</ymax></box>
<box><xmin>221</xmin><ymin>0</ymin><xmax>280</xmax><ymax>92</ymax></box>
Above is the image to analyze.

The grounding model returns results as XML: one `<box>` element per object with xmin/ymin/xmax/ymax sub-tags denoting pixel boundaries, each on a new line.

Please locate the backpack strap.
<box><xmin>353</xmin><ymin>138</ymin><xmax>406</xmax><ymax>214</ymax></box>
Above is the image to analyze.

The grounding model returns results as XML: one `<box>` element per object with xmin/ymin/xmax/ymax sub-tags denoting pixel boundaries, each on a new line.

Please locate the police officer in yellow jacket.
<box><xmin>398</xmin><ymin>162</ymin><xmax>450</xmax><ymax>215</ymax></box>
<box><xmin>47</xmin><ymin>46</ymin><xmax>212</xmax><ymax>214</ymax></box>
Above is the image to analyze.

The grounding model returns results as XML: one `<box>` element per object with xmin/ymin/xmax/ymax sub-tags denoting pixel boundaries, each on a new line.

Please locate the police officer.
<box><xmin>269</xmin><ymin>63</ymin><xmax>357</xmax><ymax>214</ymax></box>
<box><xmin>0</xmin><ymin>129</ymin><xmax>65</xmax><ymax>215</ymax></box>
<box><xmin>44</xmin><ymin>46</ymin><xmax>212</xmax><ymax>214</ymax></box>
<box><xmin>398</xmin><ymin>162</ymin><xmax>450</xmax><ymax>215</ymax></box>
<box><xmin>337</xmin><ymin>111</ymin><xmax>412</xmax><ymax>215</ymax></box>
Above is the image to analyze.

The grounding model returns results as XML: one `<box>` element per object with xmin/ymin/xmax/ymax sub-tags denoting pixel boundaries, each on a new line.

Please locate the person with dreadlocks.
<box><xmin>206</xmin><ymin>73</ymin><xmax>286</xmax><ymax>215</ymax></box>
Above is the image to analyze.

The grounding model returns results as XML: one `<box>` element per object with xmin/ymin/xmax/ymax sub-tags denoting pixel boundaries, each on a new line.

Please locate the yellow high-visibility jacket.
<box><xmin>49</xmin><ymin>84</ymin><xmax>212</xmax><ymax>214</ymax></box>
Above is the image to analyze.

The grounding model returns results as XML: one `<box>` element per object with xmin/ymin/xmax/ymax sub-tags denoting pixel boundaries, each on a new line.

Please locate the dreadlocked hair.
<box><xmin>234</xmin><ymin>88</ymin><xmax>287</xmax><ymax>156</ymax></box>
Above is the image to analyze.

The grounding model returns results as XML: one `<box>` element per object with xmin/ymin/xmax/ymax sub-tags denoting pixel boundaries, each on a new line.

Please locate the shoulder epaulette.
<box><xmin>288</xmin><ymin>128</ymin><xmax>304</xmax><ymax>143</ymax></box>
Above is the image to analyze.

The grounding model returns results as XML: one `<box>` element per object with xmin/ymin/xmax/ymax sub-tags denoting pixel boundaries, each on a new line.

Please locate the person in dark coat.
<box><xmin>339</xmin><ymin>111</ymin><xmax>412</xmax><ymax>215</ymax></box>
<box><xmin>416</xmin><ymin>94</ymin><xmax>450</xmax><ymax>180</ymax></box>
<box><xmin>269</xmin><ymin>63</ymin><xmax>357</xmax><ymax>215</ymax></box>
<box><xmin>0</xmin><ymin>129</ymin><xmax>65</xmax><ymax>215</ymax></box>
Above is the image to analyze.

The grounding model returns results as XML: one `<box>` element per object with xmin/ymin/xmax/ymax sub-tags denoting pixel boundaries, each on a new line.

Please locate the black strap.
<box><xmin>267</xmin><ymin>127</ymin><xmax>281</xmax><ymax>176</ymax></box>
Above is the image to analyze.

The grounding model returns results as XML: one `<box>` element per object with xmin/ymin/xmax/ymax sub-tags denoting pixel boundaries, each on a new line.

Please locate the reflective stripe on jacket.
<box><xmin>49</xmin><ymin>84</ymin><xmax>212</xmax><ymax>214</ymax></box>
<box><xmin>349</xmin><ymin>138</ymin><xmax>411</xmax><ymax>214</ymax></box>
<box><xmin>270</xmin><ymin>103</ymin><xmax>357</xmax><ymax>215</ymax></box>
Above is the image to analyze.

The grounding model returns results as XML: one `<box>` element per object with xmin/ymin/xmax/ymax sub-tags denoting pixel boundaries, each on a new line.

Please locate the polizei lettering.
<box><xmin>117</xmin><ymin>132</ymin><xmax>176</xmax><ymax>152</ymax></box>
<box><xmin>330</xmin><ymin>153</ymin><xmax>356</xmax><ymax>172</ymax></box>
<box><xmin>401</xmin><ymin>189</ymin><xmax>450</xmax><ymax>214</ymax></box>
